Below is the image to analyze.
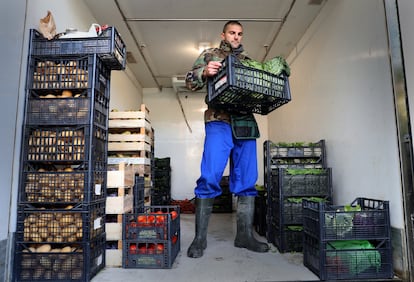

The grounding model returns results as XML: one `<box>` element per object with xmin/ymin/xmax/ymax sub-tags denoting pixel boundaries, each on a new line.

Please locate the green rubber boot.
<box><xmin>187</xmin><ymin>197</ymin><xmax>214</xmax><ymax>258</ymax></box>
<box><xmin>234</xmin><ymin>196</ymin><xmax>269</xmax><ymax>252</ymax></box>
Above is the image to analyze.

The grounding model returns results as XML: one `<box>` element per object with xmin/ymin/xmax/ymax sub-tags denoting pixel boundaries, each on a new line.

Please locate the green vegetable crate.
<box><xmin>302</xmin><ymin>198</ymin><xmax>393</xmax><ymax>280</ymax></box>
<box><xmin>207</xmin><ymin>55</ymin><xmax>291</xmax><ymax>115</ymax></box>
<box><xmin>266</xmin><ymin>168</ymin><xmax>332</xmax><ymax>253</ymax></box>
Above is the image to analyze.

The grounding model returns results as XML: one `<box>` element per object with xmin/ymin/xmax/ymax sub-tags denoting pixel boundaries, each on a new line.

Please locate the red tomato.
<box><xmin>147</xmin><ymin>215</ymin><xmax>156</xmax><ymax>224</ymax></box>
<box><xmin>156</xmin><ymin>243</ymin><xmax>164</xmax><ymax>254</ymax></box>
<box><xmin>170</xmin><ymin>211</ymin><xmax>178</xmax><ymax>220</ymax></box>
<box><xmin>147</xmin><ymin>243</ymin><xmax>155</xmax><ymax>254</ymax></box>
<box><xmin>156</xmin><ymin>214</ymin><xmax>165</xmax><ymax>225</ymax></box>
<box><xmin>129</xmin><ymin>243</ymin><xmax>137</xmax><ymax>254</ymax></box>
<box><xmin>171</xmin><ymin>234</ymin><xmax>178</xmax><ymax>244</ymax></box>
<box><xmin>137</xmin><ymin>215</ymin><xmax>147</xmax><ymax>226</ymax></box>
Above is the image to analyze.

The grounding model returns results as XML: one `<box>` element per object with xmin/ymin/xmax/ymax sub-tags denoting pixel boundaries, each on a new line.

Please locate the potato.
<box><xmin>60</xmin><ymin>214</ymin><xmax>74</xmax><ymax>224</ymax></box>
<box><xmin>61</xmin><ymin>246</ymin><xmax>72</xmax><ymax>253</ymax></box>
<box><xmin>37</xmin><ymin>244</ymin><xmax>52</xmax><ymax>253</ymax></box>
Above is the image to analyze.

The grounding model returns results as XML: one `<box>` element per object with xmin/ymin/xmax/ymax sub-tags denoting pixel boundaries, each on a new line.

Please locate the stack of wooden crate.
<box><xmin>106</xmin><ymin>104</ymin><xmax>154</xmax><ymax>266</ymax></box>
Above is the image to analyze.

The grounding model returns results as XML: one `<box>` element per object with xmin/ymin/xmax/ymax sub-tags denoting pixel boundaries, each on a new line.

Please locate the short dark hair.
<box><xmin>222</xmin><ymin>21</ymin><xmax>243</xmax><ymax>33</ymax></box>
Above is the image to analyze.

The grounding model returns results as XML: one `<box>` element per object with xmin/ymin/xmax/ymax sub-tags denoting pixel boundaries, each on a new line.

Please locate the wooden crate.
<box><xmin>107</xmin><ymin>157</ymin><xmax>151</xmax><ymax>166</ymax></box>
<box><xmin>106</xmin><ymin>249</ymin><xmax>122</xmax><ymax>267</ymax></box>
<box><xmin>107</xmin><ymin>162</ymin><xmax>151</xmax><ymax>188</ymax></box>
<box><xmin>106</xmin><ymin>186</ymin><xmax>133</xmax><ymax>214</ymax></box>
<box><xmin>108</xmin><ymin>140</ymin><xmax>152</xmax><ymax>153</ymax></box>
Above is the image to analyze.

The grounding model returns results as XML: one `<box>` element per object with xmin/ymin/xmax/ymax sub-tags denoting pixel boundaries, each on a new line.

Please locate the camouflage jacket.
<box><xmin>185</xmin><ymin>40</ymin><xmax>250</xmax><ymax>123</ymax></box>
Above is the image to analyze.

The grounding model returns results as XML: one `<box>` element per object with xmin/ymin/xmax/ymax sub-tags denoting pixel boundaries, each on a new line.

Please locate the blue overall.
<box><xmin>194</xmin><ymin>121</ymin><xmax>258</xmax><ymax>198</ymax></box>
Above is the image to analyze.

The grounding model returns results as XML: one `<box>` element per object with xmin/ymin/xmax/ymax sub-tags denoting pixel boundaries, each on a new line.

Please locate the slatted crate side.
<box><xmin>106</xmin><ymin>193</ymin><xmax>133</xmax><ymax>214</ymax></box>
<box><xmin>107</xmin><ymin>162</ymin><xmax>150</xmax><ymax>187</ymax></box>
<box><xmin>108</xmin><ymin>140</ymin><xmax>152</xmax><ymax>152</ymax></box>
<box><xmin>108</xmin><ymin>132</ymin><xmax>152</xmax><ymax>143</ymax></box>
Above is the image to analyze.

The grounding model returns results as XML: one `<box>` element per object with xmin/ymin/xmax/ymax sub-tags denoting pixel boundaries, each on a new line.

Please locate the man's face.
<box><xmin>221</xmin><ymin>24</ymin><xmax>243</xmax><ymax>49</ymax></box>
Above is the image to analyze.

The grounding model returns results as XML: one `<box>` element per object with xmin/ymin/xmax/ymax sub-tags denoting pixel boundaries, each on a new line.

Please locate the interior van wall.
<box><xmin>272</xmin><ymin>0</ymin><xmax>404</xmax><ymax>228</ymax></box>
<box><xmin>399</xmin><ymin>1</ymin><xmax>414</xmax><ymax>142</ymax></box>
<box><xmin>143</xmin><ymin>88</ymin><xmax>268</xmax><ymax>200</ymax></box>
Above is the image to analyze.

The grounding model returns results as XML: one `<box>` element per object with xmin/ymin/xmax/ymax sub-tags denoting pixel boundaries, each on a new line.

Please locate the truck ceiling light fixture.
<box><xmin>198</xmin><ymin>42</ymin><xmax>211</xmax><ymax>53</ymax></box>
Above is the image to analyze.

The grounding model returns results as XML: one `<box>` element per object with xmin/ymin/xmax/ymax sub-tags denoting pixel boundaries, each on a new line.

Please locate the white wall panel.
<box><xmin>273</xmin><ymin>0</ymin><xmax>404</xmax><ymax>227</ymax></box>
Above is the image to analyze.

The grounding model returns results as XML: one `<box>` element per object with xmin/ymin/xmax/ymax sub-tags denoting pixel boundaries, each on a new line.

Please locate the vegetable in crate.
<box><xmin>241</xmin><ymin>56</ymin><xmax>291</xmax><ymax>76</ymax></box>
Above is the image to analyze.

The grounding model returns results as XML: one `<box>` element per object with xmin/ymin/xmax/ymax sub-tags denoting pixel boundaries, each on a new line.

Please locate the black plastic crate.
<box><xmin>151</xmin><ymin>190</ymin><xmax>171</xmax><ymax>206</ymax></box>
<box><xmin>267</xmin><ymin>221</ymin><xmax>303</xmax><ymax>253</ymax></box>
<box><xmin>29</xmin><ymin>28</ymin><xmax>126</xmax><ymax>70</ymax></box>
<box><xmin>122</xmin><ymin>235</ymin><xmax>180</xmax><ymax>269</ymax></box>
<box><xmin>26</xmin><ymin>55</ymin><xmax>110</xmax><ymax>92</ymax></box>
<box><xmin>25</xmin><ymin>89</ymin><xmax>109</xmax><ymax>127</ymax></box>
<box><xmin>13</xmin><ymin>233</ymin><xmax>105</xmax><ymax>281</ymax></box>
<box><xmin>22</xmin><ymin>125</ymin><xmax>107</xmax><ymax>165</ymax></box>
<box><xmin>207</xmin><ymin>55</ymin><xmax>291</xmax><ymax>115</ymax></box>
<box><xmin>254</xmin><ymin>191</ymin><xmax>267</xmax><ymax>236</ymax></box>
<box><xmin>213</xmin><ymin>193</ymin><xmax>233</xmax><ymax>213</ymax></box>
<box><xmin>303</xmin><ymin>233</ymin><xmax>393</xmax><ymax>280</ymax></box>
<box><xmin>20</xmin><ymin>165</ymin><xmax>106</xmax><ymax>204</ymax></box>
<box><xmin>302</xmin><ymin>198</ymin><xmax>391</xmax><ymax>241</ymax></box>
<box><xmin>133</xmin><ymin>175</ymin><xmax>145</xmax><ymax>213</ymax></box>
<box><xmin>264</xmin><ymin>140</ymin><xmax>327</xmax><ymax>170</ymax></box>
<box><xmin>123</xmin><ymin>206</ymin><xmax>180</xmax><ymax>241</ymax></box>
<box><xmin>15</xmin><ymin>201</ymin><xmax>105</xmax><ymax>244</ymax></box>
<box><xmin>154</xmin><ymin>157</ymin><xmax>171</xmax><ymax>169</ymax></box>
<box><xmin>270</xmin><ymin>168</ymin><xmax>332</xmax><ymax>197</ymax></box>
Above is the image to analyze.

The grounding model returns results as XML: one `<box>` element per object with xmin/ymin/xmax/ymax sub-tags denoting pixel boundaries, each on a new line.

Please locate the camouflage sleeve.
<box><xmin>185</xmin><ymin>50</ymin><xmax>210</xmax><ymax>91</ymax></box>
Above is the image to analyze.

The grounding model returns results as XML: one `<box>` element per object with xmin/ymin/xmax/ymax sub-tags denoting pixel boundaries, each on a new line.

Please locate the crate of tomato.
<box><xmin>122</xmin><ymin>206</ymin><xmax>180</xmax><ymax>268</ymax></box>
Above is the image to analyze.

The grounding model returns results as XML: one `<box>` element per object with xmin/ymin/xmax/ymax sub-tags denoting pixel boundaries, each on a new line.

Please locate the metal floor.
<box><xmin>92</xmin><ymin>212</ymin><xmax>320</xmax><ymax>282</ymax></box>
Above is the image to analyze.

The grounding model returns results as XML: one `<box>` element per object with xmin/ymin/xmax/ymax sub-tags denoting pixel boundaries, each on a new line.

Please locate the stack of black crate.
<box><xmin>213</xmin><ymin>176</ymin><xmax>233</xmax><ymax>213</ymax></box>
<box><xmin>263</xmin><ymin>140</ymin><xmax>333</xmax><ymax>253</ymax></box>
<box><xmin>302</xmin><ymin>198</ymin><xmax>393</xmax><ymax>280</ymax></box>
<box><xmin>13</xmin><ymin>28</ymin><xmax>125</xmax><ymax>281</ymax></box>
<box><xmin>152</xmin><ymin>157</ymin><xmax>171</xmax><ymax>205</ymax></box>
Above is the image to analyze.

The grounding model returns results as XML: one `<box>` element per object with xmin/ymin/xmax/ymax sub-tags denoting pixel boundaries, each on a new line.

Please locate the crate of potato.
<box><xmin>16</xmin><ymin>202</ymin><xmax>105</xmax><ymax>244</ymax></box>
<box><xmin>21</xmin><ymin>166</ymin><xmax>106</xmax><ymax>204</ymax></box>
<box><xmin>24</xmin><ymin>126</ymin><xmax>107</xmax><ymax>163</ymax></box>
<box><xmin>14</xmin><ymin>233</ymin><xmax>105</xmax><ymax>281</ymax></box>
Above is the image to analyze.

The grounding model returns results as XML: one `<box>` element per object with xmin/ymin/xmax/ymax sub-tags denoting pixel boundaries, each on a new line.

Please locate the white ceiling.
<box><xmin>84</xmin><ymin>0</ymin><xmax>326</xmax><ymax>89</ymax></box>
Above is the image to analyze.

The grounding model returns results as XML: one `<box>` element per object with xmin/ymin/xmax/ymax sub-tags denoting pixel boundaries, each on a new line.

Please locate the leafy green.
<box><xmin>285</xmin><ymin>168</ymin><xmax>326</xmax><ymax>175</ymax></box>
<box><xmin>240</xmin><ymin>56</ymin><xmax>290</xmax><ymax>76</ymax></box>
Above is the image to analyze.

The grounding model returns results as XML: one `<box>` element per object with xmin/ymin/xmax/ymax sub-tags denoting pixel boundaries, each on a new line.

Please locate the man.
<box><xmin>185</xmin><ymin>20</ymin><xmax>269</xmax><ymax>258</ymax></box>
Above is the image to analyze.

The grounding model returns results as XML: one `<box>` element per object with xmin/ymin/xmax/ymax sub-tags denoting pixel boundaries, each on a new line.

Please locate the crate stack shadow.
<box><xmin>14</xmin><ymin>28</ymin><xmax>126</xmax><ymax>281</ymax></box>
<box><xmin>263</xmin><ymin>140</ymin><xmax>333</xmax><ymax>253</ymax></box>
<box><xmin>106</xmin><ymin>104</ymin><xmax>154</xmax><ymax>266</ymax></box>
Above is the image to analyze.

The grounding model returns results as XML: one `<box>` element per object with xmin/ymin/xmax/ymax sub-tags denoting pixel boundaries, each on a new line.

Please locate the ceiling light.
<box><xmin>198</xmin><ymin>42</ymin><xmax>211</xmax><ymax>53</ymax></box>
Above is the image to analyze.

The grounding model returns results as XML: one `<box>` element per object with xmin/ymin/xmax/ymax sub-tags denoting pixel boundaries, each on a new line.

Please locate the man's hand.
<box><xmin>204</xmin><ymin>61</ymin><xmax>222</xmax><ymax>77</ymax></box>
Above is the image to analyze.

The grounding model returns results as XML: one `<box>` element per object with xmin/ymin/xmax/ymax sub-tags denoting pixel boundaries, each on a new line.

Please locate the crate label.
<box><xmin>138</xmin><ymin>256</ymin><xmax>157</xmax><ymax>265</ymax></box>
<box><xmin>95</xmin><ymin>184</ymin><xmax>102</xmax><ymax>195</ymax></box>
<box><xmin>96</xmin><ymin>254</ymin><xmax>103</xmax><ymax>266</ymax></box>
<box><xmin>215</xmin><ymin>75</ymin><xmax>227</xmax><ymax>90</ymax></box>
<box><xmin>94</xmin><ymin>217</ymin><xmax>102</xmax><ymax>229</ymax></box>
<box><xmin>138</xmin><ymin>229</ymin><xmax>158</xmax><ymax>239</ymax></box>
